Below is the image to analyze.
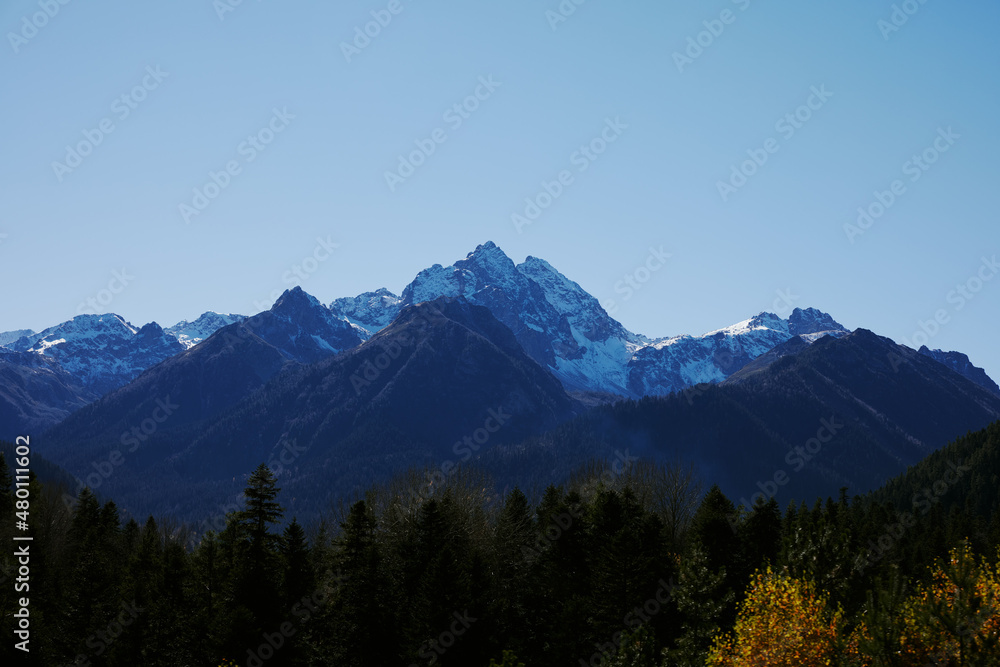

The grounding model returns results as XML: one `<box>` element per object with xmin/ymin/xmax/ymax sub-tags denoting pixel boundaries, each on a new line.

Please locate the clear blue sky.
<box><xmin>2</xmin><ymin>1</ymin><xmax>998</xmax><ymax>379</ymax></box>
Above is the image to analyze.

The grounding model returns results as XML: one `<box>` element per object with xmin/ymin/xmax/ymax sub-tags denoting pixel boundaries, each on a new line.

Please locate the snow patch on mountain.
<box><xmin>166</xmin><ymin>312</ymin><xmax>245</xmax><ymax>349</ymax></box>
<box><xmin>254</xmin><ymin>287</ymin><xmax>364</xmax><ymax>362</ymax></box>
<box><xmin>322</xmin><ymin>243</ymin><xmax>856</xmax><ymax>397</ymax></box>
<box><xmin>788</xmin><ymin>307</ymin><xmax>846</xmax><ymax>336</ymax></box>
<box><xmin>8</xmin><ymin>314</ymin><xmax>184</xmax><ymax>395</ymax></box>
<box><xmin>329</xmin><ymin>288</ymin><xmax>402</xmax><ymax>338</ymax></box>
<box><xmin>799</xmin><ymin>330</ymin><xmax>849</xmax><ymax>344</ymax></box>
<box><xmin>1</xmin><ymin>243</ymin><xmax>865</xmax><ymax>403</ymax></box>
<box><xmin>0</xmin><ymin>329</ymin><xmax>34</xmax><ymax>349</ymax></box>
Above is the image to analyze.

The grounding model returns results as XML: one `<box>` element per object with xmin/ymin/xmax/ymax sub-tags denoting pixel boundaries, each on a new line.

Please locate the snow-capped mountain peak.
<box><xmin>271</xmin><ymin>286</ymin><xmax>327</xmax><ymax>317</ymax></box>
<box><xmin>0</xmin><ymin>243</ymin><xmax>873</xmax><ymax>405</ymax></box>
<box><xmin>8</xmin><ymin>313</ymin><xmax>184</xmax><ymax>395</ymax></box>
<box><xmin>0</xmin><ymin>329</ymin><xmax>34</xmax><ymax>349</ymax></box>
<box><xmin>165</xmin><ymin>311</ymin><xmax>245</xmax><ymax>349</ymax></box>
<box><xmin>248</xmin><ymin>287</ymin><xmax>363</xmax><ymax>362</ymax></box>
<box><xmin>516</xmin><ymin>255</ymin><xmax>625</xmax><ymax>340</ymax></box>
<box><xmin>788</xmin><ymin>307</ymin><xmax>846</xmax><ymax>336</ymax></box>
<box><xmin>708</xmin><ymin>312</ymin><xmax>789</xmax><ymax>338</ymax></box>
<box><xmin>328</xmin><ymin>288</ymin><xmax>401</xmax><ymax>338</ymax></box>
<box><xmin>318</xmin><ymin>242</ymin><xmax>864</xmax><ymax>397</ymax></box>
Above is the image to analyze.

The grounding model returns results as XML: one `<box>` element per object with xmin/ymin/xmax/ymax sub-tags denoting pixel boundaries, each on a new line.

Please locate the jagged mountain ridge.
<box><xmin>328</xmin><ymin>242</ymin><xmax>853</xmax><ymax>397</ymax></box>
<box><xmin>42</xmin><ymin>298</ymin><xmax>582</xmax><ymax>521</ymax></box>
<box><xmin>164</xmin><ymin>312</ymin><xmax>245</xmax><ymax>349</ymax></box>
<box><xmin>480</xmin><ymin>329</ymin><xmax>1000</xmax><ymax>506</ymax></box>
<box><xmin>38</xmin><ymin>287</ymin><xmax>365</xmax><ymax>448</ymax></box>
<box><xmin>7</xmin><ymin>315</ymin><xmax>185</xmax><ymax>396</ymax></box>
<box><xmin>918</xmin><ymin>346</ymin><xmax>1000</xmax><ymax>396</ymax></box>
<box><xmin>0</xmin><ymin>349</ymin><xmax>98</xmax><ymax>440</ymax></box>
<box><xmin>0</xmin><ymin>329</ymin><xmax>34</xmax><ymax>348</ymax></box>
<box><xmin>3</xmin><ymin>242</ymin><xmax>997</xmax><ymax>416</ymax></box>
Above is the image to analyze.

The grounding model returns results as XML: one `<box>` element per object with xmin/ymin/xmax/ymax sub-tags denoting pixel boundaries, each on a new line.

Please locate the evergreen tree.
<box><xmin>689</xmin><ymin>485</ymin><xmax>739</xmax><ymax>574</ymax></box>
<box><xmin>525</xmin><ymin>487</ymin><xmax>592</xmax><ymax>665</ymax></box>
<box><xmin>735</xmin><ymin>496</ymin><xmax>781</xmax><ymax>586</ymax></box>
<box><xmin>491</xmin><ymin>488</ymin><xmax>534</xmax><ymax>658</ymax></box>
<box><xmin>227</xmin><ymin>464</ymin><xmax>285</xmax><ymax>652</ymax></box>
<box><xmin>667</xmin><ymin>546</ymin><xmax>734</xmax><ymax>667</ymax></box>
<box><xmin>281</xmin><ymin>518</ymin><xmax>314</xmax><ymax>607</ymax></box>
<box><xmin>607</xmin><ymin>626</ymin><xmax>660</xmax><ymax>666</ymax></box>
<box><xmin>318</xmin><ymin>500</ymin><xmax>395</xmax><ymax>666</ymax></box>
<box><xmin>61</xmin><ymin>489</ymin><xmax>124</xmax><ymax>662</ymax></box>
<box><xmin>278</xmin><ymin>518</ymin><xmax>313</xmax><ymax>666</ymax></box>
<box><xmin>191</xmin><ymin>530</ymin><xmax>223</xmax><ymax>659</ymax></box>
<box><xmin>237</xmin><ymin>463</ymin><xmax>284</xmax><ymax>562</ymax></box>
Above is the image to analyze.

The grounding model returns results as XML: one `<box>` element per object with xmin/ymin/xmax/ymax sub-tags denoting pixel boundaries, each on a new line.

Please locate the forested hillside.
<box><xmin>1</xmin><ymin>423</ymin><xmax>999</xmax><ymax>666</ymax></box>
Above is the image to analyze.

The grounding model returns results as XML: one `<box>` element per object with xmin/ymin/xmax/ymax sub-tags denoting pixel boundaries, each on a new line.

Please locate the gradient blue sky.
<box><xmin>2</xmin><ymin>1</ymin><xmax>998</xmax><ymax>378</ymax></box>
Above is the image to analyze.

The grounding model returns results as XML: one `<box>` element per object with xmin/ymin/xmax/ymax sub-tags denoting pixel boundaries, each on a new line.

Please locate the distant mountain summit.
<box><xmin>165</xmin><ymin>312</ymin><xmax>245</xmax><ymax>349</ymax></box>
<box><xmin>7</xmin><ymin>314</ymin><xmax>184</xmax><ymax>395</ymax></box>
<box><xmin>0</xmin><ymin>329</ymin><xmax>34</xmax><ymax>348</ymax></box>
<box><xmin>789</xmin><ymin>307</ymin><xmax>846</xmax><ymax>337</ymax></box>
<box><xmin>44</xmin><ymin>296</ymin><xmax>581</xmax><ymax>521</ymax></box>
<box><xmin>624</xmin><ymin>308</ymin><xmax>850</xmax><ymax>396</ymax></box>
<box><xmin>328</xmin><ymin>241</ymin><xmax>855</xmax><ymax>397</ymax></box>
<box><xmin>329</xmin><ymin>287</ymin><xmax>402</xmax><ymax>336</ymax></box>
<box><xmin>482</xmin><ymin>328</ymin><xmax>1000</xmax><ymax>506</ymax></box>
<box><xmin>251</xmin><ymin>286</ymin><xmax>364</xmax><ymax>363</ymax></box>
<box><xmin>3</xmin><ymin>242</ymin><xmax>997</xmax><ymax>439</ymax></box>
<box><xmin>918</xmin><ymin>346</ymin><xmax>1000</xmax><ymax>396</ymax></box>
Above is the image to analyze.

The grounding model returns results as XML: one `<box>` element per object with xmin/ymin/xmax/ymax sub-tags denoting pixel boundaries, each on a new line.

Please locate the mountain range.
<box><xmin>477</xmin><ymin>328</ymin><xmax>1000</xmax><ymax>508</ymax></box>
<box><xmin>8</xmin><ymin>242</ymin><xmax>994</xmax><ymax>441</ymax></box>
<box><xmin>2</xmin><ymin>241</ymin><xmax>998</xmax><ymax>523</ymax></box>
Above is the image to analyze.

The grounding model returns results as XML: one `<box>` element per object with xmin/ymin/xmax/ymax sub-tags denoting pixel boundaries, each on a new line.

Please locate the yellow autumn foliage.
<box><xmin>896</xmin><ymin>543</ymin><xmax>1000</xmax><ymax>665</ymax></box>
<box><xmin>706</xmin><ymin>568</ymin><xmax>856</xmax><ymax>667</ymax></box>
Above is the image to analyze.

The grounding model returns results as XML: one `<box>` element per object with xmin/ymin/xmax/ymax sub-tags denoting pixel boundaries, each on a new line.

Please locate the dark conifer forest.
<box><xmin>2</xmin><ymin>421</ymin><xmax>999</xmax><ymax>666</ymax></box>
